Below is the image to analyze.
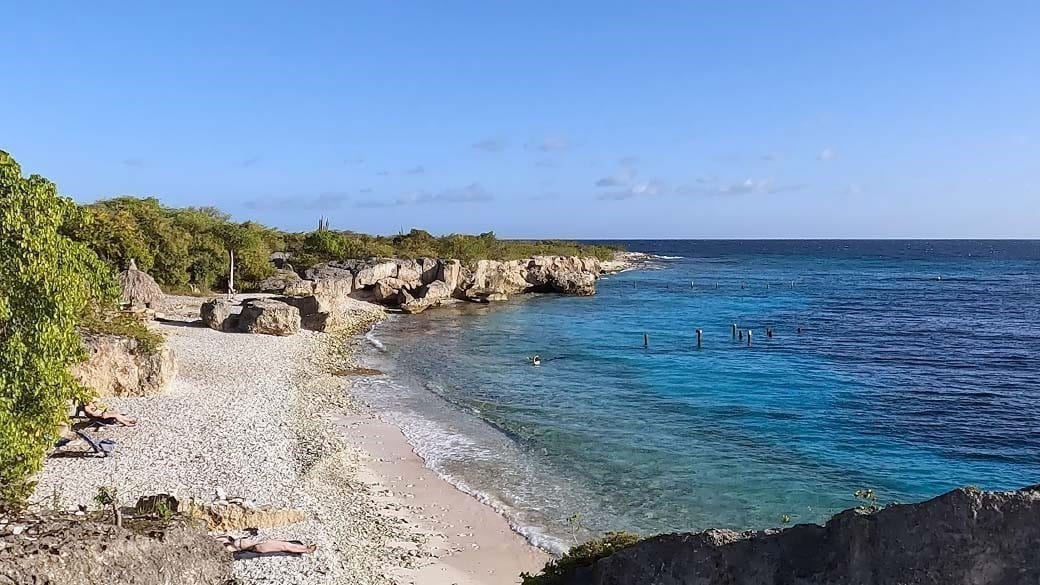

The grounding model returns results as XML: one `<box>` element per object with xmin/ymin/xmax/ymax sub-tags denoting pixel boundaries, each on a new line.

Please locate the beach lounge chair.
<box><xmin>53</xmin><ymin>426</ymin><xmax>116</xmax><ymax>457</ymax></box>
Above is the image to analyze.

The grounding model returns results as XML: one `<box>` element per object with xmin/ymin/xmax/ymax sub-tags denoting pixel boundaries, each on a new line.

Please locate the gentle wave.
<box><xmin>349</xmin><ymin>366</ymin><xmax>571</xmax><ymax>554</ymax></box>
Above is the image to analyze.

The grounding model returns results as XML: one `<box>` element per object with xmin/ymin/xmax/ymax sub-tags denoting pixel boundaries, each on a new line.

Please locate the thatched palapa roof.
<box><xmin>118</xmin><ymin>259</ymin><xmax>164</xmax><ymax>309</ymax></box>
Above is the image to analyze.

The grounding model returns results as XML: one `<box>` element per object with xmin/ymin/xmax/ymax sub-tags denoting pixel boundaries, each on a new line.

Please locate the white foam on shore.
<box><xmin>650</xmin><ymin>254</ymin><xmax>684</xmax><ymax>260</ymax></box>
<box><xmin>364</xmin><ymin>325</ymin><xmax>386</xmax><ymax>351</ymax></box>
<box><xmin>347</xmin><ymin>356</ymin><xmax>572</xmax><ymax>556</ymax></box>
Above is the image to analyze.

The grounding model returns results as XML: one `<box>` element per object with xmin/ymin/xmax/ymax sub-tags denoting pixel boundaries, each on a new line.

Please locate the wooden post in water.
<box><xmin>747</xmin><ymin>330</ymin><xmax>752</xmax><ymax>346</ymax></box>
<box><xmin>696</xmin><ymin>329</ymin><xmax>703</xmax><ymax>349</ymax></box>
<box><xmin>643</xmin><ymin>333</ymin><xmax>649</xmax><ymax>348</ymax></box>
<box><xmin>732</xmin><ymin>323</ymin><xmax>737</xmax><ymax>338</ymax></box>
<box><xmin>738</xmin><ymin>329</ymin><xmax>743</xmax><ymax>342</ymax></box>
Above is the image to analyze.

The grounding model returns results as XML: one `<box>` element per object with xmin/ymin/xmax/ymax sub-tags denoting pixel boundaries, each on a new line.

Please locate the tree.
<box><xmin>0</xmin><ymin>151</ymin><xmax>116</xmax><ymax>508</ymax></box>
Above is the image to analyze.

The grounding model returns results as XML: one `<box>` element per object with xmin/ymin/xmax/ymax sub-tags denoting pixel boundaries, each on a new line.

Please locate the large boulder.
<box><xmin>200</xmin><ymin>299</ymin><xmax>238</xmax><ymax>332</ymax></box>
<box><xmin>237</xmin><ymin>299</ymin><xmax>300</xmax><ymax>336</ymax></box>
<box><xmin>72</xmin><ymin>332</ymin><xmax>176</xmax><ymax>397</ymax></box>
<box><xmin>279</xmin><ymin>294</ymin><xmax>385</xmax><ymax>333</ymax></box>
<box><xmin>550</xmin><ymin>270</ymin><xmax>597</xmax><ymax>296</ymax></box>
<box><xmin>400</xmin><ymin>280</ymin><xmax>454</xmax><ymax>314</ymax></box>
<box><xmin>0</xmin><ymin>513</ymin><xmax>230</xmax><ymax>585</ymax></box>
<box><xmin>439</xmin><ymin>260</ymin><xmax>463</xmax><ymax>294</ymax></box>
<box><xmin>353</xmin><ymin>260</ymin><xmax>398</xmax><ymax>288</ymax></box>
<box><xmin>373</xmin><ymin>277</ymin><xmax>410</xmax><ymax>303</ymax></box>
<box><xmin>464</xmin><ymin>259</ymin><xmax>530</xmax><ymax>299</ymax></box>
<box><xmin>303</xmin><ymin>261</ymin><xmax>356</xmax><ymax>281</ymax></box>
<box><xmin>555</xmin><ymin>485</ymin><xmax>1040</xmax><ymax>585</ymax></box>
<box><xmin>253</xmin><ymin>268</ymin><xmax>304</xmax><ymax>294</ymax></box>
<box><xmin>312</xmin><ymin>276</ymin><xmax>352</xmax><ymax>299</ymax></box>
<box><xmin>282</xmin><ymin>278</ymin><xmax>316</xmax><ymax>297</ymax></box>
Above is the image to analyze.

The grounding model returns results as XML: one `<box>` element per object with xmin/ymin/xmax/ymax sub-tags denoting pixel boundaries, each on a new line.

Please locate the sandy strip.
<box><xmin>334</xmin><ymin>411</ymin><xmax>549</xmax><ymax>585</ymax></box>
<box><xmin>32</xmin><ymin>305</ymin><xmax>549</xmax><ymax>585</ymax></box>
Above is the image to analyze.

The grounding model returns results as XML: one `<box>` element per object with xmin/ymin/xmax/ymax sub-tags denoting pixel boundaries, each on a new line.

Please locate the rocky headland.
<box><xmin>541</xmin><ymin>485</ymin><xmax>1040</xmax><ymax>585</ymax></box>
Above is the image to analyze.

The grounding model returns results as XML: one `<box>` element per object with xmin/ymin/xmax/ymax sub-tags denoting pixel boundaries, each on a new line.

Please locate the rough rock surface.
<box><xmin>237</xmin><ymin>299</ymin><xmax>301</xmax><ymax>336</ymax></box>
<box><xmin>254</xmin><ymin>267</ymin><xmax>305</xmax><ymax>294</ymax></box>
<box><xmin>0</xmin><ymin>513</ymin><xmax>230</xmax><ymax>585</ymax></box>
<box><xmin>560</xmin><ymin>485</ymin><xmax>1040</xmax><ymax>585</ymax></box>
<box><xmin>549</xmin><ymin>270</ymin><xmax>597</xmax><ymax>296</ymax></box>
<box><xmin>400</xmin><ymin>280</ymin><xmax>454</xmax><ymax>314</ymax></box>
<box><xmin>72</xmin><ymin>333</ymin><xmax>176</xmax><ymax>397</ymax></box>
<box><xmin>294</xmin><ymin>255</ymin><xmax>612</xmax><ymax>313</ymax></box>
<box><xmin>200</xmin><ymin>298</ymin><xmax>238</xmax><ymax>332</ymax></box>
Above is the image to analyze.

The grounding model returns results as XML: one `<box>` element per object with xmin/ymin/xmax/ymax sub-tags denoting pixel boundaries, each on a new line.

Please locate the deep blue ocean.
<box><xmin>353</xmin><ymin>240</ymin><xmax>1040</xmax><ymax>552</ymax></box>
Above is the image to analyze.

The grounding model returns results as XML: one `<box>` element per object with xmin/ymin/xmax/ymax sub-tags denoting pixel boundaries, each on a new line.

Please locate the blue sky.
<box><xmin>3</xmin><ymin>1</ymin><xmax>1038</xmax><ymax>238</ymax></box>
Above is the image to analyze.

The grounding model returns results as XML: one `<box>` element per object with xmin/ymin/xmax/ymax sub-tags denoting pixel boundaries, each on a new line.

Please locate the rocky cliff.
<box><xmin>550</xmin><ymin>485</ymin><xmax>1040</xmax><ymax>585</ymax></box>
<box><xmin>257</xmin><ymin>255</ymin><xmax>619</xmax><ymax>315</ymax></box>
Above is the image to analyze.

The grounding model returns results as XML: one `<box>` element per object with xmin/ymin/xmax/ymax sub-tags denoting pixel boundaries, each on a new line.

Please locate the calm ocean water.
<box><xmin>353</xmin><ymin>240</ymin><xmax>1040</xmax><ymax>552</ymax></box>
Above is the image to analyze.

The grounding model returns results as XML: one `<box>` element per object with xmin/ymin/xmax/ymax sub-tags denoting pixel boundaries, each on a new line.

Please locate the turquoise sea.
<box><xmin>352</xmin><ymin>240</ymin><xmax>1040</xmax><ymax>552</ymax></box>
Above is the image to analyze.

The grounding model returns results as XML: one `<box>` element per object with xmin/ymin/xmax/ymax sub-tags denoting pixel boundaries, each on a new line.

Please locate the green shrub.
<box><xmin>520</xmin><ymin>531</ymin><xmax>643</xmax><ymax>585</ymax></box>
<box><xmin>79</xmin><ymin>309</ymin><xmax>164</xmax><ymax>355</ymax></box>
<box><xmin>0</xmin><ymin>151</ymin><xmax>117</xmax><ymax>509</ymax></box>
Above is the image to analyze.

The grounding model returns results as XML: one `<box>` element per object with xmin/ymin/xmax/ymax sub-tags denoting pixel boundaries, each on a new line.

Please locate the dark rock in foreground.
<box><xmin>0</xmin><ymin>513</ymin><xmax>230</xmax><ymax>585</ymax></box>
<box><xmin>559</xmin><ymin>485</ymin><xmax>1040</xmax><ymax>585</ymax></box>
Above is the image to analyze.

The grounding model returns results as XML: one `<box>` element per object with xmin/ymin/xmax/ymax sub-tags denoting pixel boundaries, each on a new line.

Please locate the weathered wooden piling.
<box><xmin>732</xmin><ymin>323</ymin><xmax>737</xmax><ymax>338</ymax></box>
<box><xmin>747</xmin><ymin>330</ymin><xmax>752</xmax><ymax>346</ymax></box>
<box><xmin>643</xmin><ymin>333</ymin><xmax>649</xmax><ymax>348</ymax></box>
<box><xmin>696</xmin><ymin>329</ymin><xmax>703</xmax><ymax>348</ymax></box>
<box><xmin>738</xmin><ymin>329</ymin><xmax>744</xmax><ymax>341</ymax></box>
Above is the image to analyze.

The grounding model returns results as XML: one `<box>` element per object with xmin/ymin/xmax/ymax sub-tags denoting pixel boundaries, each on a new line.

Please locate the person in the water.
<box><xmin>528</xmin><ymin>355</ymin><xmax>542</xmax><ymax>366</ymax></box>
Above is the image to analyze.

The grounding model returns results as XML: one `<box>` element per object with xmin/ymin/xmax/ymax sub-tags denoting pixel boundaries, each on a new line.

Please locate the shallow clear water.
<box><xmin>353</xmin><ymin>240</ymin><xmax>1040</xmax><ymax>552</ymax></box>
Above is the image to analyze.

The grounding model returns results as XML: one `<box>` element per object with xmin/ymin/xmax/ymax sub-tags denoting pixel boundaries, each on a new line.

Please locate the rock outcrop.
<box><xmin>200</xmin><ymin>299</ymin><xmax>238</xmax><ymax>332</ymax></box>
<box><xmin>0</xmin><ymin>513</ymin><xmax>231</xmax><ymax>585</ymax></box>
<box><xmin>236</xmin><ymin>299</ymin><xmax>300</xmax><ymax>336</ymax></box>
<box><xmin>555</xmin><ymin>485</ymin><xmax>1040</xmax><ymax>585</ymax></box>
<box><xmin>293</xmin><ymin>255</ymin><xmax>610</xmax><ymax>314</ymax></box>
<box><xmin>73</xmin><ymin>333</ymin><xmax>176</xmax><ymax>397</ymax></box>
<box><xmin>253</xmin><ymin>267</ymin><xmax>305</xmax><ymax>294</ymax></box>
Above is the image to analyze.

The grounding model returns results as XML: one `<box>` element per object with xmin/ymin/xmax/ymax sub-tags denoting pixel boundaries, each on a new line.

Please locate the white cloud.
<box><xmin>597</xmin><ymin>180</ymin><xmax>664</xmax><ymax>200</ymax></box>
<box><xmin>356</xmin><ymin>183</ymin><xmax>493</xmax><ymax>208</ymax></box>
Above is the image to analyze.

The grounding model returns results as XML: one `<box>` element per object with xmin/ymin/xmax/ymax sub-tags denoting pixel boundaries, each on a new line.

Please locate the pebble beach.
<box><xmin>33</xmin><ymin>296</ymin><xmax>548</xmax><ymax>585</ymax></box>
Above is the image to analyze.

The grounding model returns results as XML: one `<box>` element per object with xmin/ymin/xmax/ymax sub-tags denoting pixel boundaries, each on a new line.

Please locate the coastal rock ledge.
<box><xmin>559</xmin><ymin>485</ymin><xmax>1040</xmax><ymax>585</ymax></box>
<box><xmin>259</xmin><ymin>255</ymin><xmax>623</xmax><ymax>314</ymax></box>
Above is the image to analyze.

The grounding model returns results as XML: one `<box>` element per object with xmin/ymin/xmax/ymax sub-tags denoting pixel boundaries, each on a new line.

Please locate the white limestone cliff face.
<box><xmin>258</xmin><ymin>254</ymin><xmax>625</xmax><ymax>315</ymax></box>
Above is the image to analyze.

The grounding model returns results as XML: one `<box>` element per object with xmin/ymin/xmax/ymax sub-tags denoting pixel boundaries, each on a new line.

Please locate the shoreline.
<box><xmin>32</xmin><ymin>297</ymin><xmax>549</xmax><ymax>584</ymax></box>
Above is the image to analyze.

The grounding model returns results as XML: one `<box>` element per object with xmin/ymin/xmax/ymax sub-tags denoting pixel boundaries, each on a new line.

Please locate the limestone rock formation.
<box><xmin>237</xmin><ymin>299</ymin><xmax>300</xmax><ymax>336</ymax></box>
<box><xmin>294</xmin><ymin>255</ymin><xmax>609</xmax><ymax>313</ymax></box>
<box><xmin>555</xmin><ymin>485</ymin><xmax>1040</xmax><ymax>585</ymax></box>
<box><xmin>253</xmin><ymin>267</ymin><xmax>304</xmax><ymax>294</ymax></box>
<box><xmin>549</xmin><ymin>270</ymin><xmax>597</xmax><ymax>296</ymax></box>
<box><xmin>400</xmin><ymin>280</ymin><xmax>454</xmax><ymax>314</ymax></box>
<box><xmin>279</xmin><ymin>293</ymin><xmax>384</xmax><ymax>333</ymax></box>
<box><xmin>72</xmin><ymin>332</ymin><xmax>176</xmax><ymax>397</ymax></box>
<box><xmin>352</xmin><ymin>260</ymin><xmax>399</xmax><ymax>288</ymax></box>
<box><xmin>200</xmin><ymin>299</ymin><xmax>238</xmax><ymax>332</ymax></box>
<box><xmin>0</xmin><ymin>513</ymin><xmax>230</xmax><ymax>585</ymax></box>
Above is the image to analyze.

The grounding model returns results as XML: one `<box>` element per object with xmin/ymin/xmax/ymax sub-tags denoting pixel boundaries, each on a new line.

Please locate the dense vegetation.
<box><xmin>0</xmin><ymin>151</ymin><xmax>118</xmax><ymax>508</ymax></box>
<box><xmin>64</xmin><ymin>197</ymin><xmax>282</xmax><ymax>293</ymax></box>
<box><xmin>68</xmin><ymin>198</ymin><xmax>618</xmax><ymax>292</ymax></box>
<box><xmin>521</xmin><ymin>531</ymin><xmax>643</xmax><ymax>585</ymax></box>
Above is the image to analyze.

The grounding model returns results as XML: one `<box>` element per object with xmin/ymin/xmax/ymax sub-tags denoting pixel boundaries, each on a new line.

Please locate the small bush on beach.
<box><xmin>79</xmin><ymin>308</ymin><xmax>164</xmax><ymax>355</ymax></box>
<box><xmin>0</xmin><ymin>151</ymin><xmax>117</xmax><ymax>509</ymax></box>
<box><xmin>520</xmin><ymin>531</ymin><xmax>643</xmax><ymax>585</ymax></box>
